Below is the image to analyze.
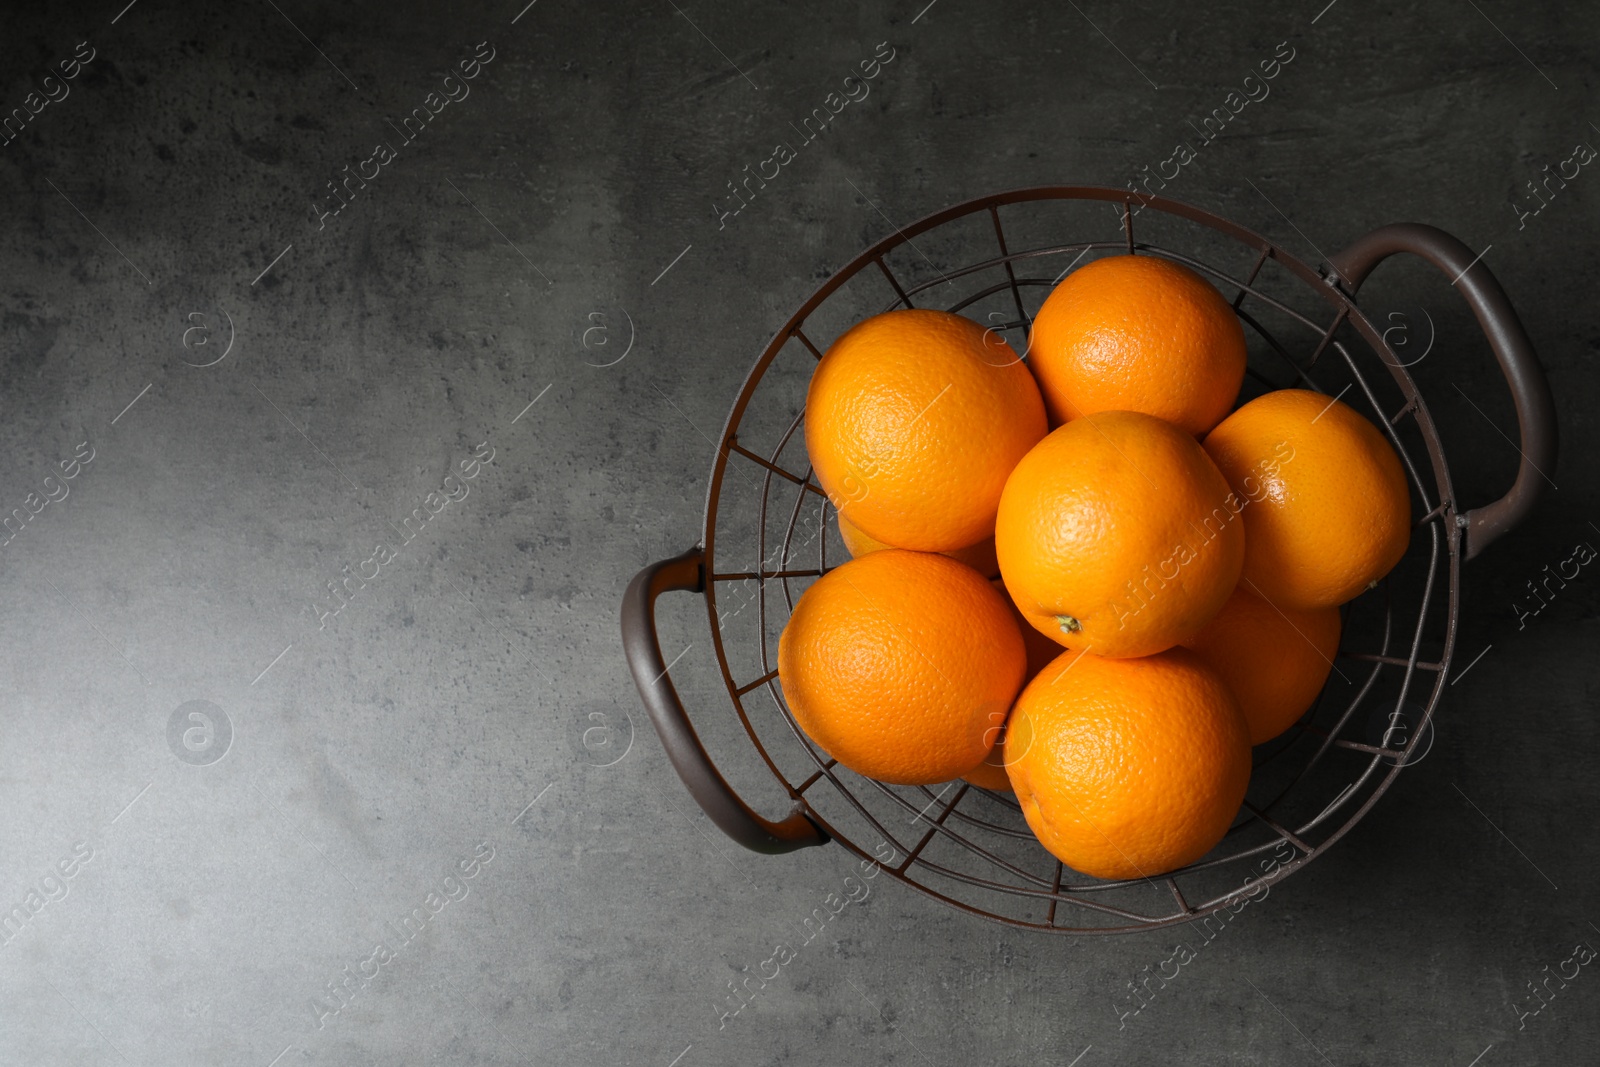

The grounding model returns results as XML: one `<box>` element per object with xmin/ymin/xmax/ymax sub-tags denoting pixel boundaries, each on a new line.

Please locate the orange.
<box><xmin>777</xmin><ymin>549</ymin><xmax>1027</xmax><ymax>785</ymax></box>
<box><xmin>1005</xmin><ymin>584</ymin><xmax>1072</xmax><ymax>680</ymax></box>
<box><xmin>962</xmin><ymin>742</ymin><xmax>1014</xmax><ymax>793</ymax></box>
<box><xmin>1181</xmin><ymin>584</ymin><xmax>1342</xmax><ymax>745</ymax></box>
<box><xmin>1004</xmin><ymin>646</ymin><xmax>1252</xmax><ymax>879</ymax></box>
<box><xmin>961</xmin><ymin>580</ymin><xmax>1069</xmax><ymax>793</ymax></box>
<box><xmin>1027</xmin><ymin>254</ymin><xmax>1247</xmax><ymax>435</ymax></box>
<box><xmin>837</xmin><ymin>511</ymin><xmax>1000</xmax><ymax>578</ymax></box>
<box><xmin>806</xmin><ymin>308</ymin><xmax>1047</xmax><ymax>552</ymax></box>
<box><xmin>1203</xmin><ymin>389</ymin><xmax>1411</xmax><ymax>609</ymax></box>
<box><xmin>994</xmin><ymin>410</ymin><xmax>1245</xmax><ymax>658</ymax></box>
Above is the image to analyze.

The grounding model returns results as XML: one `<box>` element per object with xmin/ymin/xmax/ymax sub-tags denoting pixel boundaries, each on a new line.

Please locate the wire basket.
<box><xmin>623</xmin><ymin>187</ymin><xmax>1555</xmax><ymax>933</ymax></box>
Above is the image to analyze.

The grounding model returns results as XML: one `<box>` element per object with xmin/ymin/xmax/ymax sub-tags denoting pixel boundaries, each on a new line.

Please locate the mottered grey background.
<box><xmin>0</xmin><ymin>0</ymin><xmax>1595</xmax><ymax>1064</ymax></box>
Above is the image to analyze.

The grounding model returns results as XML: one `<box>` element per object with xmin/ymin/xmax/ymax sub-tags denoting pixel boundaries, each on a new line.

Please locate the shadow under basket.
<box><xmin>622</xmin><ymin>186</ymin><xmax>1556</xmax><ymax>934</ymax></box>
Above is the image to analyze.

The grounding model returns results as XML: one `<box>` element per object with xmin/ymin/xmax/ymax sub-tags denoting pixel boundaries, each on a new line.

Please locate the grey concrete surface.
<box><xmin>0</xmin><ymin>0</ymin><xmax>1596</xmax><ymax>1064</ymax></box>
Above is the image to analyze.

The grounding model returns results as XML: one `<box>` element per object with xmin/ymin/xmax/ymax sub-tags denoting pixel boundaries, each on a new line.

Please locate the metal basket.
<box><xmin>622</xmin><ymin>187</ymin><xmax>1556</xmax><ymax>933</ymax></box>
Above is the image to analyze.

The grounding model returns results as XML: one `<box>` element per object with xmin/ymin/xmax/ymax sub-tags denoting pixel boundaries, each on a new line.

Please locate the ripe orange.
<box><xmin>995</xmin><ymin>576</ymin><xmax>1069</xmax><ymax>679</ymax></box>
<box><xmin>778</xmin><ymin>549</ymin><xmax>1027</xmax><ymax>785</ymax></box>
<box><xmin>1027</xmin><ymin>254</ymin><xmax>1247</xmax><ymax>435</ymax></box>
<box><xmin>995</xmin><ymin>410</ymin><xmax>1245</xmax><ymax>658</ymax></box>
<box><xmin>962</xmin><ymin>740</ymin><xmax>1014</xmax><ymax>792</ymax></box>
<box><xmin>1203</xmin><ymin>389</ymin><xmax>1411</xmax><ymax>609</ymax></box>
<box><xmin>837</xmin><ymin>511</ymin><xmax>1000</xmax><ymax>578</ymax></box>
<box><xmin>961</xmin><ymin>580</ymin><xmax>1070</xmax><ymax>793</ymax></box>
<box><xmin>1004</xmin><ymin>646</ymin><xmax>1252</xmax><ymax>879</ymax></box>
<box><xmin>1181</xmin><ymin>584</ymin><xmax>1343</xmax><ymax>745</ymax></box>
<box><xmin>806</xmin><ymin>309</ymin><xmax>1047</xmax><ymax>552</ymax></box>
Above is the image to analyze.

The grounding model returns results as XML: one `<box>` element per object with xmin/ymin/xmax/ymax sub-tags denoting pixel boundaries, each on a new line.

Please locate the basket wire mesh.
<box><xmin>695</xmin><ymin>187</ymin><xmax>1461</xmax><ymax>933</ymax></box>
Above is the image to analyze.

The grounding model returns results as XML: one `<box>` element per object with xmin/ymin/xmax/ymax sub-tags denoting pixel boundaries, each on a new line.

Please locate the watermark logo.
<box><xmin>308</xmin><ymin>440</ymin><xmax>496</xmax><ymax>630</ymax></box>
<box><xmin>1364</xmin><ymin>700</ymin><xmax>1434</xmax><ymax>767</ymax></box>
<box><xmin>0</xmin><ymin>841</ymin><xmax>94</xmax><ymax>953</ymax></box>
<box><xmin>979</xmin><ymin>310</ymin><xmax>1028</xmax><ymax>367</ymax></box>
<box><xmin>1379</xmin><ymin>307</ymin><xmax>1435</xmax><ymax>368</ymax></box>
<box><xmin>1511</xmin><ymin>940</ymin><xmax>1596</xmax><ymax>1030</ymax></box>
<box><xmin>581</xmin><ymin>309</ymin><xmax>634</xmax><ymax>368</ymax></box>
<box><xmin>1123</xmin><ymin>41</ymin><xmax>1297</xmax><ymax>209</ymax></box>
<box><xmin>711</xmin><ymin>42</ymin><xmax>896</xmax><ymax>232</ymax></box>
<box><xmin>180</xmin><ymin>310</ymin><xmax>235</xmax><ymax>367</ymax></box>
<box><xmin>714</xmin><ymin>841</ymin><xmax>893</xmax><ymax>1030</ymax></box>
<box><xmin>0</xmin><ymin>41</ymin><xmax>96</xmax><ymax>149</ymax></box>
<box><xmin>1113</xmin><ymin>839</ymin><xmax>1292</xmax><ymax>1029</ymax></box>
<box><xmin>716</xmin><ymin>505</ymin><xmax>830</xmax><ymax>634</ymax></box>
<box><xmin>1510</xmin><ymin>139</ymin><xmax>1597</xmax><ymax>230</ymax></box>
<box><xmin>1</xmin><ymin>439</ymin><xmax>95</xmax><ymax>552</ymax></box>
<box><xmin>1104</xmin><ymin>441</ymin><xmax>1294</xmax><ymax>633</ymax></box>
<box><xmin>1513</xmin><ymin>539</ymin><xmax>1596</xmax><ymax>630</ymax></box>
<box><xmin>306</xmin><ymin>842</ymin><xmax>495</xmax><ymax>1032</ymax></box>
<box><xmin>310</xmin><ymin>42</ymin><xmax>497</xmax><ymax>231</ymax></box>
<box><xmin>828</xmin><ymin>381</ymin><xmax>952</xmax><ymax>511</ymax></box>
<box><xmin>573</xmin><ymin>702</ymin><xmax>634</xmax><ymax>768</ymax></box>
<box><xmin>167</xmin><ymin>700</ymin><xmax>232</xmax><ymax>766</ymax></box>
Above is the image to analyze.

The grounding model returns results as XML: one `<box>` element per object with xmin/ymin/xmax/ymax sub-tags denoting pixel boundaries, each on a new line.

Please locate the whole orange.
<box><xmin>995</xmin><ymin>410</ymin><xmax>1245</xmax><ymax>658</ymax></box>
<box><xmin>837</xmin><ymin>510</ymin><xmax>1000</xmax><ymax>578</ymax></box>
<box><xmin>1181</xmin><ymin>584</ymin><xmax>1343</xmax><ymax>745</ymax></box>
<box><xmin>1004</xmin><ymin>646</ymin><xmax>1251</xmax><ymax>879</ymax></box>
<box><xmin>1203</xmin><ymin>389</ymin><xmax>1411</xmax><ymax>609</ymax></box>
<box><xmin>777</xmin><ymin>549</ymin><xmax>1027</xmax><ymax>785</ymax></box>
<box><xmin>806</xmin><ymin>309</ymin><xmax>1047</xmax><ymax>552</ymax></box>
<box><xmin>1027</xmin><ymin>254</ymin><xmax>1247</xmax><ymax>435</ymax></box>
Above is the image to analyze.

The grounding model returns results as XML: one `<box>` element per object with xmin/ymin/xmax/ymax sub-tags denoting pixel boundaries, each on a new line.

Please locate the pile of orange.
<box><xmin>779</xmin><ymin>255</ymin><xmax>1412</xmax><ymax>880</ymax></box>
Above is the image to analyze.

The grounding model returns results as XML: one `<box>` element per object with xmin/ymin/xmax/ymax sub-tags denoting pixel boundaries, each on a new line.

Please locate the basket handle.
<box><xmin>621</xmin><ymin>546</ymin><xmax>829</xmax><ymax>854</ymax></box>
<box><xmin>1327</xmin><ymin>223</ymin><xmax>1557</xmax><ymax>561</ymax></box>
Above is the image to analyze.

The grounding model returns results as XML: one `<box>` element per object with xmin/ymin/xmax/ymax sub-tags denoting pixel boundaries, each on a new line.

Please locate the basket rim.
<box><xmin>689</xmin><ymin>184</ymin><xmax>1463</xmax><ymax>932</ymax></box>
